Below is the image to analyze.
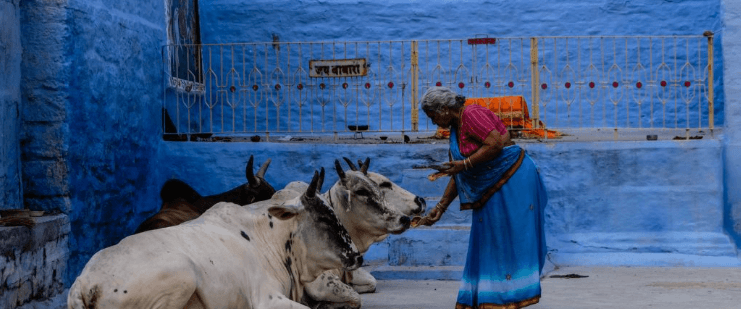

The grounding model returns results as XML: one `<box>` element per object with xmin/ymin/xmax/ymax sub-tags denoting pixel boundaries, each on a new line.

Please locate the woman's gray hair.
<box><xmin>421</xmin><ymin>86</ymin><xmax>463</xmax><ymax>115</ymax></box>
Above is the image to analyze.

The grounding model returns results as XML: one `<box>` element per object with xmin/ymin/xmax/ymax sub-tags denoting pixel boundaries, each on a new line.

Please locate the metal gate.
<box><xmin>162</xmin><ymin>33</ymin><xmax>715</xmax><ymax>140</ymax></box>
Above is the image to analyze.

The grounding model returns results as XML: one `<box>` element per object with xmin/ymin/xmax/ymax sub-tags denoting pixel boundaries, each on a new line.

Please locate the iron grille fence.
<box><xmin>162</xmin><ymin>34</ymin><xmax>715</xmax><ymax>140</ymax></box>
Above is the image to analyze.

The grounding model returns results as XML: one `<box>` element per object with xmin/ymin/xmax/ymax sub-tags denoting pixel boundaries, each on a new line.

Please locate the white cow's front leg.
<box><xmin>261</xmin><ymin>293</ymin><xmax>311</xmax><ymax>309</ymax></box>
<box><xmin>304</xmin><ymin>272</ymin><xmax>361</xmax><ymax>309</ymax></box>
<box><xmin>346</xmin><ymin>268</ymin><xmax>377</xmax><ymax>294</ymax></box>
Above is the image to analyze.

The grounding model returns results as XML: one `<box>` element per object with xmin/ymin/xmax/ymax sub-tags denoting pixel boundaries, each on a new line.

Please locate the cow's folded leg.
<box><xmin>346</xmin><ymin>268</ymin><xmax>376</xmax><ymax>294</ymax></box>
<box><xmin>304</xmin><ymin>272</ymin><xmax>362</xmax><ymax>309</ymax></box>
<box><xmin>263</xmin><ymin>293</ymin><xmax>312</xmax><ymax>309</ymax></box>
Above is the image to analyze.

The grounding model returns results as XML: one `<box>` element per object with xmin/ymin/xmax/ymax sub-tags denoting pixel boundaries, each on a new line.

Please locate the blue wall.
<box><xmin>721</xmin><ymin>0</ymin><xmax>741</xmax><ymax>251</ymax></box>
<box><xmin>183</xmin><ymin>0</ymin><xmax>724</xmax><ymax>134</ymax></box>
<box><xmin>159</xmin><ymin>139</ymin><xmax>739</xmax><ymax>269</ymax></box>
<box><xmin>0</xmin><ymin>0</ymin><xmax>22</xmax><ymax>211</ymax></box>
<box><xmin>19</xmin><ymin>0</ymin><xmax>166</xmax><ymax>285</ymax></box>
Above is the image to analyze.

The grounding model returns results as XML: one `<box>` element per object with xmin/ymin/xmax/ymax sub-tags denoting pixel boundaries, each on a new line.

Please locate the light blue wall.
<box><xmin>159</xmin><ymin>139</ymin><xmax>739</xmax><ymax>269</ymax></box>
<box><xmin>0</xmin><ymin>0</ymin><xmax>22</xmax><ymax>211</ymax></box>
<box><xmin>187</xmin><ymin>0</ymin><xmax>724</xmax><ymax>133</ymax></box>
<box><xmin>721</xmin><ymin>0</ymin><xmax>741</xmax><ymax>250</ymax></box>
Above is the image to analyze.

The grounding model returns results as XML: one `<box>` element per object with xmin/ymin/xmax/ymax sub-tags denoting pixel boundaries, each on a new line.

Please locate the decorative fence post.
<box><xmin>705</xmin><ymin>31</ymin><xmax>714</xmax><ymax>136</ymax></box>
<box><xmin>411</xmin><ymin>41</ymin><xmax>420</xmax><ymax>131</ymax></box>
<box><xmin>530</xmin><ymin>37</ymin><xmax>540</xmax><ymax>128</ymax></box>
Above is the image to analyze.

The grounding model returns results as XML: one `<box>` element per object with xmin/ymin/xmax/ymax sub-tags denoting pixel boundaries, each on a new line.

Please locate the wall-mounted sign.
<box><xmin>468</xmin><ymin>38</ymin><xmax>496</xmax><ymax>45</ymax></box>
<box><xmin>309</xmin><ymin>58</ymin><xmax>367</xmax><ymax>78</ymax></box>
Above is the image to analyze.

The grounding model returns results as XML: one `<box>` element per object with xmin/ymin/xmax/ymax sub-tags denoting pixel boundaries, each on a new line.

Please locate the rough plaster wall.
<box><xmin>62</xmin><ymin>0</ymin><xmax>166</xmax><ymax>286</ymax></box>
<box><xmin>0</xmin><ymin>0</ymin><xmax>22</xmax><ymax>210</ymax></box>
<box><xmin>158</xmin><ymin>139</ymin><xmax>733</xmax><ymax>267</ymax></box>
<box><xmin>721</xmin><ymin>0</ymin><xmax>741</xmax><ymax>250</ymax></box>
<box><xmin>19</xmin><ymin>0</ymin><xmax>166</xmax><ymax>286</ymax></box>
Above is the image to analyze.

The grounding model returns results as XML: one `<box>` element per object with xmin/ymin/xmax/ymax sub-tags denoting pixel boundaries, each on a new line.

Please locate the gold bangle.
<box><xmin>435</xmin><ymin>203</ymin><xmax>448</xmax><ymax>212</ymax></box>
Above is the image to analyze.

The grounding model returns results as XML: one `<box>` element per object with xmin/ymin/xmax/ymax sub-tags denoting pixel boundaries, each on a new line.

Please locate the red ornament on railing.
<box><xmin>636</xmin><ymin>82</ymin><xmax>642</xmax><ymax>89</ymax></box>
<box><xmin>297</xmin><ymin>83</ymin><xmax>304</xmax><ymax>90</ymax></box>
<box><xmin>458</xmin><ymin>82</ymin><xmax>465</xmax><ymax>89</ymax></box>
<box><xmin>541</xmin><ymin>83</ymin><xmax>547</xmax><ymax>90</ymax></box>
<box><xmin>589</xmin><ymin>82</ymin><xmax>595</xmax><ymax>89</ymax></box>
<box><xmin>436</xmin><ymin>81</ymin><xmax>442</xmax><ymax>87</ymax></box>
<box><xmin>565</xmin><ymin>82</ymin><xmax>571</xmax><ymax>89</ymax></box>
<box><xmin>252</xmin><ymin>85</ymin><xmax>259</xmax><ymax>91</ymax></box>
<box><xmin>274</xmin><ymin>84</ymin><xmax>281</xmax><ymax>91</ymax></box>
<box><xmin>365</xmin><ymin>82</ymin><xmax>371</xmax><ymax>89</ymax></box>
<box><xmin>612</xmin><ymin>82</ymin><xmax>619</xmax><ymax>88</ymax></box>
<box><xmin>484</xmin><ymin>81</ymin><xmax>491</xmax><ymax>88</ymax></box>
<box><xmin>320</xmin><ymin>83</ymin><xmax>326</xmax><ymax>90</ymax></box>
<box><xmin>388</xmin><ymin>82</ymin><xmax>394</xmax><ymax>89</ymax></box>
<box><xmin>684</xmin><ymin>81</ymin><xmax>691</xmax><ymax>87</ymax></box>
<box><xmin>661</xmin><ymin>81</ymin><xmax>667</xmax><ymax>87</ymax></box>
<box><xmin>230</xmin><ymin>86</ymin><xmax>236</xmax><ymax>93</ymax></box>
<box><xmin>508</xmin><ymin>81</ymin><xmax>514</xmax><ymax>88</ymax></box>
<box><xmin>342</xmin><ymin>82</ymin><xmax>348</xmax><ymax>89</ymax></box>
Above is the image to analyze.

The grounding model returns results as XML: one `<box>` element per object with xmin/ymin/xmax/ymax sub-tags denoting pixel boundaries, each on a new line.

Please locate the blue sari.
<box><xmin>450</xmin><ymin>127</ymin><xmax>548</xmax><ymax>309</ymax></box>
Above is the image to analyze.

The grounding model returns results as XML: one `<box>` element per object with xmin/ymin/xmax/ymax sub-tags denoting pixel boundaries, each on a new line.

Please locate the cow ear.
<box><xmin>268</xmin><ymin>203</ymin><xmax>301</xmax><ymax>220</ymax></box>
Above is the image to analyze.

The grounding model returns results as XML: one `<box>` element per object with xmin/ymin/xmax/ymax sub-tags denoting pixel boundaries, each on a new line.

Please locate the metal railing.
<box><xmin>162</xmin><ymin>33</ymin><xmax>715</xmax><ymax>140</ymax></box>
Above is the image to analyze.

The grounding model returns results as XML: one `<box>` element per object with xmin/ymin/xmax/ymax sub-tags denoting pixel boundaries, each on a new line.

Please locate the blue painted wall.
<box><xmin>0</xmin><ymin>0</ymin><xmax>22</xmax><ymax>211</ymax></box>
<box><xmin>182</xmin><ymin>0</ymin><xmax>724</xmax><ymax>134</ymax></box>
<box><xmin>721</xmin><ymin>0</ymin><xmax>741</xmax><ymax>252</ymax></box>
<box><xmin>19</xmin><ymin>0</ymin><xmax>166</xmax><ymax>285</ymax></box>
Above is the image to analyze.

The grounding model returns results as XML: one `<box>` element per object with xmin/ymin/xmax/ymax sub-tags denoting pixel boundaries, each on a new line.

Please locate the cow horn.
<box><xmin>334</xmin><ymin>159</ymin><xmax>346</xmax><ymax>183</ymax></box>
<box><xmin>305</xmin><ymin>170</ymin><xmax>320</xmax><ymax>198</ymax></box>
<box><xmin>257</xmin><ymin>158</ymin><xmax>272</xmax><ymax>178</ymax></box>
<box><xmin>246</xmin><ymin>155</ymin><xmax>259</xmax><ymax>187</ymax></box>
<box><xmin>360</xmin><ymin>157</ymin><xmax>371</xmax><ymax>175</ymax></box>
<box><xmin>317</xmin><ymin>167</ymin><xmax>325</xmax><ymax>193</ymax></box>
<box><xmin>343</xmin><ymin>157</ymin><xmax>358</xmax><ymax>171</ymax></box>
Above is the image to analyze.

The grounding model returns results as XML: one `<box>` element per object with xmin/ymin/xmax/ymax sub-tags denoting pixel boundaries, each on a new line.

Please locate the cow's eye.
<box><xmin>379</xmin><ymin>182</ymin><xmax>392</xmax><ymax>188</ymax></box>
<box><xmin>355</xmin><ymin>189</ymin><xmax>371</xmax><ymax>196</ymax></box>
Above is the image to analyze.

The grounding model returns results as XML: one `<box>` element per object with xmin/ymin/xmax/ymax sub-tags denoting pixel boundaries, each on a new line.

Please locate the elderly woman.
<box><xmin>417</xmin><ymin>87</ymin><xmax>548</xmax><ymax>309</ymax></box>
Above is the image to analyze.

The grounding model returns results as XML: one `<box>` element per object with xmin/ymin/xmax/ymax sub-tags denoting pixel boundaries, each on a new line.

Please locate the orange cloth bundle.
<box><xmin>434</xmin><ymin>96</ymin><xmax>562</xmax><ymax>139</ymax></box>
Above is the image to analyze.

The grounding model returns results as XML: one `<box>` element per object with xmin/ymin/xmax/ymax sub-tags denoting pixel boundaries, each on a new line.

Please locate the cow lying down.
<box><xmin>280</xmin><ymin>158</ymin><xmax>425</xmax><ymax>309</ymax></box>
<box><xmin>135</xmin><ymin>155</ymin><xmax>275</xmax><ymax>233</ymax></box>
<box><xmin>68</xmin><ymin>171</ymin><xmax>363</xmax><ymax>309</ymax></box>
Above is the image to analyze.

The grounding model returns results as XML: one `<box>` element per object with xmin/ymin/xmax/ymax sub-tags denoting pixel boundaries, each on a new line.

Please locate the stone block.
<box><xmin>21</xmin><ymin>122</ymin><xmax>68</xmax><ymax>159</ymax></box>
<box><xmin>22</xmin><ymin>159</ymin><xmax>69</xmax><ymax>196</ymax></box>
<box><xmin>25</xmin><ymin>196</ymin><xmax>71</xmax><ymax>213</ymax></box>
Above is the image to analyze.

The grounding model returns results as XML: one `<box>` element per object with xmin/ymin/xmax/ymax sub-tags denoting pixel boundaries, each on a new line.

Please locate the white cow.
<box><xmin>284</xmin><ymin>158</ymin><xmax>426</xmax><ymax>309</ymax></box>
<box><xmin>68</xmin><ymin>171</ymin><xmax>363</xmax><ymax>309</ymax></box>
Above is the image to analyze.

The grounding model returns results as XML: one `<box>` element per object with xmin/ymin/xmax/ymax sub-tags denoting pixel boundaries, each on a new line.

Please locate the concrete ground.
<box><xmin>361</xmin><ymin>266</ymin><xmax>741</xmax><ymax>309</ymax></box>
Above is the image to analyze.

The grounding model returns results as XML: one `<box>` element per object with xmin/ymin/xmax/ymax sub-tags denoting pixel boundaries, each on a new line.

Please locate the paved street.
<box><xmin>361</xmin><ymin>266</ymin><xmax>741</xmax><ymax>309</ymax></box>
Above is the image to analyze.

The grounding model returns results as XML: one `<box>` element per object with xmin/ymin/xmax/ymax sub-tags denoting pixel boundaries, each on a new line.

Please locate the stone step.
<box><xmin>400</xmin><ymin>169</ymin><xmax>449</xmax><ymax>198</ymax></box>
<box><xmin>370</xmin><ymin>265</ymin><xmax>464</xmax><ymax>281</ymax></box>
<box><xmin>385</xmin><ymin>227</ymin><xmax>471</xmax><ymax>267</ymax></box>
<box><xmin>550</xmin><ymin>232</ymin><xmax>739</xmax><ymax>257</ymax></box>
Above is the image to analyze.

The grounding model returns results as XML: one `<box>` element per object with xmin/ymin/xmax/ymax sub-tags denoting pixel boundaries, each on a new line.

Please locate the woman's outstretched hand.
<box><xmin>411</xmin><ymin>204</ymin><xmax>446</xmax><ymax>227</ymax></box>
<box><xmin>440</xmin><ymin>161</ymin><xmax>466</xmax><ymax>175</ymax></box>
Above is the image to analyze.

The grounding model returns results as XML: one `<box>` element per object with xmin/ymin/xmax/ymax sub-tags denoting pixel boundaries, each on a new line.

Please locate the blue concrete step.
<box><xmin>386</xmin><ymin>227</ymin><xmax>471</xmax><ymax>267</ymax></box>
<box><xmin>370</xmin><ymin>265</ymin><xmax>464</xmax><ymax>281</ymax></box>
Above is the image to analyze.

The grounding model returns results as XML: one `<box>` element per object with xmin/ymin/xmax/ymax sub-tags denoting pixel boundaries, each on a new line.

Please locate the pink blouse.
<box><xmin>458</xmin><ymin>104</ymin><xmax>508</xmax><ymax>157</ymax></box>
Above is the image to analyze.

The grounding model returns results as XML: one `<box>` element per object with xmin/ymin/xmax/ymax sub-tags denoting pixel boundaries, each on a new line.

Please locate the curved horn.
<box><xmin>257</xmin><ymin>158</ymin><xmax>272</xmax><ymax>178</ymax></box>
<box><xmin>317</xmin><ymin>167</ymin><xmax>325</xmax><ymax>193</ymax></box>
<box><xmin>343</xmin><ymin>157</ymin><xmax>358</xmax><ymax>171</ymax></box>
<box><xmin>334</xmin><ymin>159</ymin><xmax>346</xmax><ymax>182</ymax></box>
<box><xmin>245</xmin><ymin>155</ymin><xmax>259</xmax><ymax>187</ymax></box>
<box><xmin>360</xmin><ymin>157</ymin><xmax>371</xmax><ymax>175</ymax></box>
<box><xmin>305</xmin><ymin>170</ymin><xmax>320</xmax><ymax>198</ymax></box>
